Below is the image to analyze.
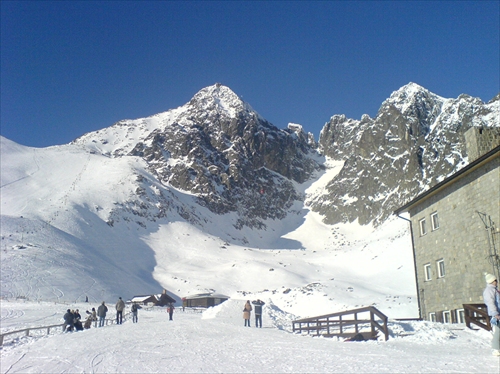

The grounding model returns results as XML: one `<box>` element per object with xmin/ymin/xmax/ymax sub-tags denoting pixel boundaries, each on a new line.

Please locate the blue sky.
<box><xmin>1</xmin><ymin>1</ymin><xmax>499</xmax><ymax>147</ymax></box>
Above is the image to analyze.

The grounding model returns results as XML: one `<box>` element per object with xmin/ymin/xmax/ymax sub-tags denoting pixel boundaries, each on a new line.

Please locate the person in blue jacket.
<box><xmin>483</xmin><ymin>273</ymin><xmax>500</xmax><ymax>356</ymax></box>
<box><xmin>252</xmin><ymin>299</ymin><xmax>265</xmax><ymax>328</ymax></box>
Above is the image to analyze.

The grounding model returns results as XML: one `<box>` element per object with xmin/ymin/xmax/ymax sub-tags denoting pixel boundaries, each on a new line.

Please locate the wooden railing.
<box><xmin>463</xmin><ymin>303</ymin><xmax>491</xmax><ymax>331</ymax></box>
<box><xmin>292</xmin><ymin>306</ymin><xmax>389</xmax><ymax>341</ymax></box>
<box><xmin>1</xmin><ymin>315</ymin><xmax>123</xmax><ymax>346</ymax></box>
<box><xmin>0</xmin><ymin>323</ymin><xmax>65</xmax><ymax>346</ymax></box>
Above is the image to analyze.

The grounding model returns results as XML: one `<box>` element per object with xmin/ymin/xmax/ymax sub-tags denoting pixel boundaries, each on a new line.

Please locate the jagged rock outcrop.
<box><xmin>74</xmin><ymin>82</ymin><xmax>498</xmax><ymax>229</ymax></box>
<box><xmin>313</xmin><ymin>82</ymin><xmax>499</xmax><ymax>226</ymax></box>
<box><xmin>75</xmin><ymin>84</ymin><xmax>322</xmax><ymax>229</ymax></box>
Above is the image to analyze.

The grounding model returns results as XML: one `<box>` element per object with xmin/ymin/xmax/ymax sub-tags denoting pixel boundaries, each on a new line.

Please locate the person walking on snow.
<box><xmin>131</xmin><ymin>302</ymin><xmax>140</xmax><ymax>323</ymax></box>
<box><xmin>97</xmin><ymin>301</ymin><xmax>108</xmax><ymax>327</ymax></box>
<box><xmin>252</xmin><ymin>299</ymin><xmax>265</xmax><ymax>328</ymax></box>
<box><xmin>243</xmin><ymin>300</ymin><xmax>252</xmax><ymax>327</ymax></box>
<box><xmin>167</xmin><ymin>303</ymin><xmax>175</xmax><ymax>321</ymax></box>
<box><xmin>116</xmin><ymin>297</ymin><xmax>125</xmax><ymax>324</ymax></box>
<box><xmin>483</xmin><ymin>273</ymin><xmax>500</xmax><ymax>356</ymax></box>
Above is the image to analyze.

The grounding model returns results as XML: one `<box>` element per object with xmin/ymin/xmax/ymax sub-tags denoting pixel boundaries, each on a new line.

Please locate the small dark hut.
<box><xmin>129</xmin><ymin>289</ymin><xmax>176</xmax><ymax>306</ymax></box>
<box><xmin>182</xmin><ymin>293</ymin><xmax>229</xmax><ymax>308</ymax></box>
<box><xmin>129</xmin><ymin>295</ymin><xmax>158</xmax><ymax>306</ymax></box>
<box><xmin>156</xmin><ymin>289</ymin><xmax>176</xmax><ymax>306</ymax></box>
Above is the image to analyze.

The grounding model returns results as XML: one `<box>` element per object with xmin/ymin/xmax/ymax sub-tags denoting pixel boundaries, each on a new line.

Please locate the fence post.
<box><xmin>370</xmin><ymin>310</ymin><xmax>375</xmax><ymax>337</ymax></box>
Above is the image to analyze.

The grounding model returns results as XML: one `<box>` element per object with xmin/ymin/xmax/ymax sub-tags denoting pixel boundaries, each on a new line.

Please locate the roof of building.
<box><xmin>394</xmin><ymin>145</ymin><xmax>499</xmax><ymax>215</ymax></box>
<box><xmin>183</xmin><ymin>293</ymin><xmax>230</xmax><ymax>300</ymax></box>
<box><xmin>130</xmin><ymin>295</ymin><xmax>158</xmax><ymax>303</ymax></box>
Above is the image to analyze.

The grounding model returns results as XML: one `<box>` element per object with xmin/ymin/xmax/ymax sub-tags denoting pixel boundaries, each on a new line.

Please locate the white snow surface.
<box><xmin>1</xmin><ymin>135</ymin><xmax>499</xmax><ymax>372</ymax></box>
<box><xmin>1</xmin><ymin>299</ymin><xmax>498</xmax><ymax>373</ymax></box>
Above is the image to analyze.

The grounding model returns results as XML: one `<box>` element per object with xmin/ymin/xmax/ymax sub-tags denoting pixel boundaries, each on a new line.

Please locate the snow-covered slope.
<box><xmin>0</xmin><ymin>135</ymin><xmax>417</xmax><ymax>320</ymax></box>
<box><xmin>1</xmin><ymin>82</ymin><xmax>498</xmax><ymax>322</ymax></box>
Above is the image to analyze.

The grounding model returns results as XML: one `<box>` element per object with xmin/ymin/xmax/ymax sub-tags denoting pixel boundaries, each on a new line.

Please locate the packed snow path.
<box><xmin>1</xmin><ymin>300</ymin><xmax>499</xmax><ymax>373</ymax></box>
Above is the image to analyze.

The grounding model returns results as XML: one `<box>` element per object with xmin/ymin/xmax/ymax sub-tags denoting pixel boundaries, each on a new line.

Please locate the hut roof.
<box><xmin>184</xmin><ymin>293</ymin><xmax>229</xmax><ymax>300</ymax></box>
<box><xmin>130</xmin><ymin>295</ymin><xmax>158</xmax><ymax>303</ymax></box>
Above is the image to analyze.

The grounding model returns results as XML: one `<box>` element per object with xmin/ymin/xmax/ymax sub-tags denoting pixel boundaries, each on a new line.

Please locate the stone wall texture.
<box><xmin>409</xmin><ymin>152</ymin><xmax>499</xmax><ymax>322</ymax></box>
<box><xmin>464</xmin><ymin>127</ymin><xmax>500</xmax><ymax>162</ymax></box>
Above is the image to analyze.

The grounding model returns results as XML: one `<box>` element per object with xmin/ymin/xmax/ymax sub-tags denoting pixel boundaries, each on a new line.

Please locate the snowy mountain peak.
<box><xmin>188</xmin><ymin>83</ymin><xmax>261</xmax><ymax>120</ymax></box>
<box><xmin>385</xmin><ymin>82</ymin><xmax>444</xmax><ymax>114</ymax></box>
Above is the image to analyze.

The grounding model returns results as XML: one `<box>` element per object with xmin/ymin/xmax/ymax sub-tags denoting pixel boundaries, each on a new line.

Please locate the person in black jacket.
<box><xmin>168</xmin><ymin>303</ymin><xmax>175</xmax><ymax>321</ymax></box>
<box><xmin>252</xmin><ymin>299</ymin><xmax>265</xmax><ymax>328</ymax></box>
<box><xmin>63</xmin><ymin>309</ymin><xmax>74</xmax><ymax>332</ymax></box>
<box><xmin>74</xmin><ymin>309</ymin><xmax>83</xmax><ymax>331</ymax></box>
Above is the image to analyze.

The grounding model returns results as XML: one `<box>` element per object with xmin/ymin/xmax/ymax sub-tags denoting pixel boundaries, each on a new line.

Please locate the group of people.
<box><xmin>62</xmin><ymin>307</ymin><xmax>102</xmax><ymax>332</ymax></box>
<box><xmin>62</xmin><ymin>308</ymin><xmax>85</xmax><ymax>332</ymax></box>
<box><xmin>96</xmin><ymin>297</ymin><xmax>143</xmax><ymax>326</ymax></box>
<box><xmin>243</xmin><ymin>299</ymin><xmax>265</xmax><ymax>327</ymax></box>
<box><xmin>58</xmin><ymin>273</ymin><xmax>499</xmax><ymax>355</ymax></box>
<box><xmin>63</xmin><ymin>297</ymin><xmax>143</xmax><ymax>331</ymax></box>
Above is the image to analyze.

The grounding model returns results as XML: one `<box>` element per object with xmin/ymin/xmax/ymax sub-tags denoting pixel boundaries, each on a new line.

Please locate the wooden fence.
<box><xmin>292</xmin><ymin>306</ymin><xmax>389</xmax><ymax>341</ymax></box>
<box><xmin>0</xmin><ymin>311</ymin><xmax>136</xmax><ymax>347</ymax></box>
<box><xmin>463</xmin><ymin>303</ymin><xmax>491</xmax><ymax>331</ymax></box>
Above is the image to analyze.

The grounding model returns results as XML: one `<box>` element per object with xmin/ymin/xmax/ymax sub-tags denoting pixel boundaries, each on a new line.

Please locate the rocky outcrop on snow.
<box><xmin>73</xmin><ymin>82</ymin><xmax>498</xmax><ymax>229</ymax></box>
<box><xmin>74</xmin><ymin>84</ymin><xmax>322</xmax><ymax>230</ymax></box>
<box><xmin>312</xmin><ymin>82</ymin><xmax>500</xmax><ymax>226</ymax></box>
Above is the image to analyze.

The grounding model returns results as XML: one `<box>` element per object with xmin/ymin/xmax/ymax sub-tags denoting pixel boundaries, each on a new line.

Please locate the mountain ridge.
<box><xmin>1</xmin><ymin>82</ymin><xmax>498</xmax><ymax>307</ymax></box>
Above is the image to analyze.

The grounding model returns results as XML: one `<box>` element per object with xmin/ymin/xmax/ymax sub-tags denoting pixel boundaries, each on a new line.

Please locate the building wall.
<box><xmin>464</xmin><ymin>127</ymin><xmax>500</xmax><ymax>162</ymax></box>
<box><xmin>408</xmin><ymin>155</ymin><xmax>499</xmax><ymax>321</ymax></box>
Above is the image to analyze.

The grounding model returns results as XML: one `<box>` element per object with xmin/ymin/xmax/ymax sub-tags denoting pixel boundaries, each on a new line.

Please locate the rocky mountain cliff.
<box><xmin>73</xmin><ymin>83</ymin><xmax>499</xmax><ymax>230</ymax></box>
<box><xmin>74</xmin><ymin>84</ymin><xmax>322</xmax><ymax>231</ymax></box>
<box><xmin>313</xmin><ymin>83</ymin><xmax>499</xmax><ymax>225</ymax></box>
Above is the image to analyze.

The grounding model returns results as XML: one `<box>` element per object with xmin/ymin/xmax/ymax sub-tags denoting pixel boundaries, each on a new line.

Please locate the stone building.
<box><xmin>395</xmin><ymin>128</ymin><xmax>500</xmax><ymax>323</ymax></box>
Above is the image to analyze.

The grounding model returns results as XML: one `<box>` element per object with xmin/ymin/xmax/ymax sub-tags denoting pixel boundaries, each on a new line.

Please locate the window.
<box><xmin>437</xmin><ymin>259</ymin><xmax>445</xmax><ymax>278</ymax></box>
<box><xmin>456</xmin><ymin>309</ymin><xmax>465</xmax><ymax>324</ymax></box>
<box><xmin>424</xmin><ymin>263</ymin><xmax>432</xmax><ymax>281</ymax></box>
<box><xmin>443</xmin><ymin>311</ymin><xmax>451</xmax><ymax>323</ymax></box>
<box><xmin>429</xmin><ymin>312</ymin><xmax>437</xmax><ymax>322</ymax></box>
<box><xmin>419</xmin><ymin>218</ymin><xmax>427</xmax><ymax>236</ymax></box>
<box><xmin>431</xmin><ymin>212</ymin><xmax>439</xmax><ymax>231</ymax></box>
